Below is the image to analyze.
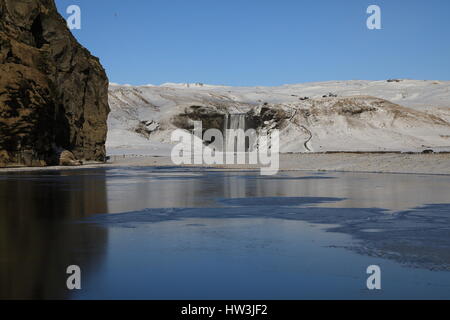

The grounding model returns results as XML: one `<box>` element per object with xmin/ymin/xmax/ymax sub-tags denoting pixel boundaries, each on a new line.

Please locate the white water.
<box><xmin>224</xmin><ymin>114</ymin><xmax>246</xmax><ymax>152</ymax></box>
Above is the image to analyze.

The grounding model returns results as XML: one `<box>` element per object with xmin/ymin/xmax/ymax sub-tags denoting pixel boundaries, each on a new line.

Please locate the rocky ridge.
<box><xmin>0</xmin><ymin>0</ymin><xmax>110</xmax><ymax>167</ymax></box>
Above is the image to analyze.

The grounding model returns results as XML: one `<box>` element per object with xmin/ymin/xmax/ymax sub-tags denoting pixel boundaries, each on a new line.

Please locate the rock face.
<box><xmin>58</xmin><ymin>150</ymin><xmax>82</xmax><ymax>166</ymax></box>
<box><xmin>0</xmin><ymin>0</ymin><xmax>110</xmax><ymax>167</ymax></box>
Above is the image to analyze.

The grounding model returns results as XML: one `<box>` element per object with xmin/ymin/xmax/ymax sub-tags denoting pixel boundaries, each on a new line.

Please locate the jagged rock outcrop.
<box><xmin>0</xmin><ymin>0</ymin><xmax>110</xmax><ymax>167</ymax></box>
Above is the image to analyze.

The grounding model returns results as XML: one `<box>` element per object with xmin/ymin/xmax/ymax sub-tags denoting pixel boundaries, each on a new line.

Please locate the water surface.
<box><xmin>1</xmin><ymin>168</ymin><xmax>450</xmax><ymax>299</ymax></box>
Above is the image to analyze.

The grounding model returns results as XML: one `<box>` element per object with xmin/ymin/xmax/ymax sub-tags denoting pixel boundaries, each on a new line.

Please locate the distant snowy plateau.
<box><xmin>107</xmin><ymin>80</ymin><xmax>450</xmax><ymax>156</ymax></box>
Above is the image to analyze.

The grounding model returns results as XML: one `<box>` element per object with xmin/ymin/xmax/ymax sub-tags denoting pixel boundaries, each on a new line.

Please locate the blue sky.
<box><xmin>55</xmin><ymin>0</ymin><xmax>450</xmax><ymax>86</ymax></box>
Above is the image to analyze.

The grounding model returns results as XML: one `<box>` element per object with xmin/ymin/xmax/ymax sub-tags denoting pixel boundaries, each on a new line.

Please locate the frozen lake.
<box><xmin>1</xmin><ymin>167</ymin><xmax>450</xmax><ymax>299</ymax></box>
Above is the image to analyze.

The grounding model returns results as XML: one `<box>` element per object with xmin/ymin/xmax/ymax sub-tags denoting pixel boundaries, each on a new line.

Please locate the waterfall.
<box><xmin>229</xmin><ymin>114</ymin><xmax>246</xmax><ymax>131</ymax></box>
<box><xmin>224</xmin><ymin>113</ymin><xmax>246</xmax><ymax>132</ymax></box>
<box><xmin>224</xmin><ymin>114</ymin><xmax>247</xmax><ymax>152</ymax></box>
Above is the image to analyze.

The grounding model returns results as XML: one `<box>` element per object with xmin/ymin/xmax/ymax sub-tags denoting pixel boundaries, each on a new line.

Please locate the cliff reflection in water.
<box><xmin>0</xmin><ymin>170</ymin><xmax>109</xmax><ymax>299</ymax></box>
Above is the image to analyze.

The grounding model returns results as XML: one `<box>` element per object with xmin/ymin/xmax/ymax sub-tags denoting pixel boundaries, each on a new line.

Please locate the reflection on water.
<box><xmin>0</xmin><ymin>171</ymin><xmax>109</xmax><ymax>299</ymax></box>
<box><xmin>1</xmin><ymin>168</ymin><xmax>450</xmax><ymax>299</ymax></box>
<box><xmin>102</xmin><ymin>168</ymin><xmax>450</xmax><ymax>212</ymax></box>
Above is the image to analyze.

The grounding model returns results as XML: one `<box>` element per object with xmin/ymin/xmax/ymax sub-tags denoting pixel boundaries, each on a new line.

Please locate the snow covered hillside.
<box><xmin>107</xmin><ymin>80</ymin><xmax>450</xmax><ymax>155</ymax></box>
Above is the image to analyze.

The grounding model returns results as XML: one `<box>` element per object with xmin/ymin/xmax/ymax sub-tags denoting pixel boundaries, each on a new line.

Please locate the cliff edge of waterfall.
<box><xmin>0</xmin><ymin>0</ymin><xmax>110</xmax><ymax>167</ymax></box>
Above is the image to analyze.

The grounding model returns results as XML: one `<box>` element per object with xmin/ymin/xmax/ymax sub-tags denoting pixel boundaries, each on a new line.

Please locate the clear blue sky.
<box><xmin>55</xmin><ymin>0</ymin><xmax>450</xmax><ymax>86</ymax></box>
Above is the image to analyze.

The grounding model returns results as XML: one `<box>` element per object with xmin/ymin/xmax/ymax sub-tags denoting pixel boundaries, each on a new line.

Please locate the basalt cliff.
<box><xmin>0</xmin><ymin>0</ymin><xmax>109</xmax><ymax>167</ymax></box>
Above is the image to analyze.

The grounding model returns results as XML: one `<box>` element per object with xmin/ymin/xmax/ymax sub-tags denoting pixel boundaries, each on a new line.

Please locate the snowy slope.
<box><xmin>107</xmin><ymin>80</ymin><xmax>450</xmax><ymax>155</ymax></box>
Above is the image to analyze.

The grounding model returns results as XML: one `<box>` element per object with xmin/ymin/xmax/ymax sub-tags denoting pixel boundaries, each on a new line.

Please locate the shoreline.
<box><xmin>1</xmin><ymin>152</ymin><xmax>449</xmax><ymax>175</ymax></box>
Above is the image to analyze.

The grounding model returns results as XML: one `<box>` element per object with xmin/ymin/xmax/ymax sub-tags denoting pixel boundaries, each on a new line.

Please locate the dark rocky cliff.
<box><xmin>0</xmin><ymin>0</ymin><xmax>110</xmax><ymax>167</ymax></box>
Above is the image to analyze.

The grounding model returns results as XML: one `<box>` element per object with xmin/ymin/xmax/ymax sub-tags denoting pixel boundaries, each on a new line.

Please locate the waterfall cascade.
<box><xmin>226</xmin><ymin>114</ymin><xmax>246</xmax><ymax>132</ymax></box>
<box><xmin>224</xmin><ymin>114</ymin><xmax>247</xmax><ymax>152</ymax></box>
